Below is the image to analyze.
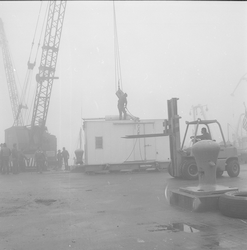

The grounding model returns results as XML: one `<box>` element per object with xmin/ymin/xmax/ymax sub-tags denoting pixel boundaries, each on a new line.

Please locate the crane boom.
<box><xmin>31</xmin><ymin>1</ymin><xmax>66</xmax><ymax>129</ymax></box>
<box><xmin>0</xmin><ymin>18</ymin><xmax>24</xmax><ymax>126</ymax></box>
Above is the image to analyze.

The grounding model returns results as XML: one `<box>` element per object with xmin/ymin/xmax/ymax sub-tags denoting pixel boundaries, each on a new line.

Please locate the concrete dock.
<box><xmin>0</xmin><ymin>166</ymin><xmax>247</xmax><ymax>249</ymax></box>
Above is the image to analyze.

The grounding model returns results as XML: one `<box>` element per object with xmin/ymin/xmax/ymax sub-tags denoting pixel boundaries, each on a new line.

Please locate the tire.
<box><xmin>226</xmin><ymin>159</ymin><xmax>240</xmax><ymax>177</ymax></box>
<box><xmin>219</xmin><ymin>191</ymin><xmax>247</xmax><ymax>219</ymax></box>
<box><xmin>216</xmin><ymin>170</ymin><xmax>224</xmax><ymax>178</ymax></box>
<box><xmin>168</xmin><ymin>162</ymin><xmax>175</xmax><ymax>177</ymax></box>
<box><xmin>182</xmin><ymin>159</ymin><xmax>198</xmax><ymax>180</ymax></box>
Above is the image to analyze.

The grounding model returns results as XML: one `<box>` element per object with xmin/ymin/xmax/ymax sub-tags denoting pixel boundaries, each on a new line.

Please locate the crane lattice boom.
<box><xmin>31</xmin><ymin>1</ymin><xmax>66</xmax><ymax>129</ymax></box>
<box><xmin>0</xmin><ymin>18</ymin><xmax>24</xmax><ymax>126</ymax></box>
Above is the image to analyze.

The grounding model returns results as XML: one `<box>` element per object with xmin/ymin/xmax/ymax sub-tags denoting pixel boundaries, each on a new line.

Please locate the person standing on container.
<box><xmin>1</xmin><ymin>143</ymin><xmax>11</xmax><ymax>174</ymax></box>
<box><xmin>118</xmin><ymin>93</ymin><xmax>128</xmax><ymax>120</ymax></box>
<box><xmin>11</xmin><ymin>143</ymin><xmax>19</xmax><ymax>174</ymax></box>
<box><xmin>62</xmin><ymin>147</ymin><xmax>70</xmax><ymax>170</ymax></box>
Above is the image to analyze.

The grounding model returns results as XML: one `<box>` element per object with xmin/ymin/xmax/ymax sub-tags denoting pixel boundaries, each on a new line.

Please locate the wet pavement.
<box><xmin>0</xmin><ymin>165</ymin><xmax>247</xmax><ymax>249</ymax></box>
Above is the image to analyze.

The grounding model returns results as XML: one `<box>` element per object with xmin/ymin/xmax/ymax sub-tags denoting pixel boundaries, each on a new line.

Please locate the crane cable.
<box><xmin>28</xmin><ymin>2</ymin><xmax>42</xmax><ymax>65</ymax></box>
<box><xmin>113</xmin><ymin>1</ymin><xmax>123</xmax><ymax>92</ymax></box>
<box><xmin>24</xmin><ymin>2</ymin><xmax>49</xmax><ymax>125</ymax></box>
<box><xmin>123</xmin><ymin>123</ymin><xmax>143</xmax><ymax>162</ymax></box>
<box><xmin>113</xmin><ymin>2</ymin><xmax>139</xmax><ymax>121</ymax></box>
<box><xmin>21</xmin><ymin>1</ymin><xmax>43</xmax><ymax>123</ymax></box>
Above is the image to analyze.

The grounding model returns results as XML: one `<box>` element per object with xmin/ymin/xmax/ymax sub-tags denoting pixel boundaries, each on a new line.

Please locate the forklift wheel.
<box><xmin>168</xmin><ymin>163</ymin><xmax>175</xmax><ymax>177</ymax></box>
<box><xmin>182</xmin><ymin>160</ymin><xmax>198</xmax><ymax>180</ymax></box>
<box><xmin>216</xmin><ymin>170</ymin><xmax>224</xmax><ymax>178</ymax></box>
<box><xmin>226</xmin><ymin>159</ymin><xmax>240</xmax><ymax>177</ymax></box>
<box><xmin>219</xmin><ymin>191</ymin><xmax>247</xmax><ymax>219</ymax></box>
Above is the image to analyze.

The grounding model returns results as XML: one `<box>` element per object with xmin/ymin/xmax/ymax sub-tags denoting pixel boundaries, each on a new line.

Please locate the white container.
<box><xmin>83</xmin><ymin>118</ymin><xmax>170</xmax><ymax>165</ymax></box>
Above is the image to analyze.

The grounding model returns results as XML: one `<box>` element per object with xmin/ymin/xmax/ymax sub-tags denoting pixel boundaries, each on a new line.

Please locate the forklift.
<box><xmin>124</xmin><ymin>98</ymin><xmax>240</xmax><ymax>180</ymax></box>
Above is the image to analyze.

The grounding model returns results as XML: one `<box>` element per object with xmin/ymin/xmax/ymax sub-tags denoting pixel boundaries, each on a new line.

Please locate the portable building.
<box><xmin>82</xmin><ymin>117</ymin><xmax>170</xmax><ymax>172</ymax></box>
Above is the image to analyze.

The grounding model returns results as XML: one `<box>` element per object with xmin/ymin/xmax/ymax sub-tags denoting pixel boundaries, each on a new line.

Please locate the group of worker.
<box><xmin>55</xmin><ymin>147</ymin><xmax>70</xmax><ymax>171</ymax></box>
<box><xmin>0</xmin><ymin>143</ymin><xmax>27</xmax><ymax>174</ymax></box>
<box><xmin>34</xmin><ymin>146</ymin><xmax>70</xmax><ymax>173</ymax></box>
<box><xmin>0</xmin><ymin>143</ymin><xmax>70</xmax><ymax>174</ymax></box>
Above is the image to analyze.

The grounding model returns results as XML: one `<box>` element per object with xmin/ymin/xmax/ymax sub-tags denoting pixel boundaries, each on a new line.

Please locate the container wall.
<box><xmin>84</xmin><ymin>119</ymin><xmax>170</xmax><ymax>165</ymax></box>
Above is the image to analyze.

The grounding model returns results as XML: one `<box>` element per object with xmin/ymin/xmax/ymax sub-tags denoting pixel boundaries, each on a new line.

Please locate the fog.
<box><xmin>0</xmin><ymin>1</ymin><xmax>246</xmax><ymax>161</ymax></box>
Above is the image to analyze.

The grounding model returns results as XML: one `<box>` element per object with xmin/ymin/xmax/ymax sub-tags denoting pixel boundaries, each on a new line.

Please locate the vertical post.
<box><xmin>167</xmin><ymin>98</ymin><xmax>182</xmax><ymax>177</ymax></box>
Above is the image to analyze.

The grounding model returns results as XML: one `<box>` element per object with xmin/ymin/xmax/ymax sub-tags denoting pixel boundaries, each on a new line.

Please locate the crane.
<box><xmin>4</xmin><ymin>0</ymin><xmax>67</xmax><ymax>170</ymax></box>
<box><xmin>0</xmin><ymin>18</ymin><xmax>25</xmax><ymax>126</ymax></box>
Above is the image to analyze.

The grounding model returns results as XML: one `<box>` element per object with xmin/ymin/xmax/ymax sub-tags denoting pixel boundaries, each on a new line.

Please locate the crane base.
<box><xmin>170</xmin><ymin>185</ymin><xmax>238</xmax><ymax>212</ymax></box>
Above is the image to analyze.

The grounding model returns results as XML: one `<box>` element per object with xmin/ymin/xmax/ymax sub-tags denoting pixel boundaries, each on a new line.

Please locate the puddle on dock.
<box><xmin>149</xmin><ymin>222</ymin><xmax>201</xmax><ymax>233</ymax></box>
<box><xmin>146</xmin><ymin>222</ymin><xmax>245</xmax><ymax>248</ymax></box>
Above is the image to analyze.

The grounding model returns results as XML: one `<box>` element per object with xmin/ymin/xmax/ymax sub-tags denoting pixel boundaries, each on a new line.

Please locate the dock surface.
<box><xmin>0</xmin><ymin>166</ymin><xmax>247</xmax><ymax>249</ymax></box>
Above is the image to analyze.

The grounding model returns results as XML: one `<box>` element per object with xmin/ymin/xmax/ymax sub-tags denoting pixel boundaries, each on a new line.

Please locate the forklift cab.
<box><xmin>175</xmin><ymin>119</ymin><xmax>240</xmax><ymax>180</ymax></box>
<box><xmin>181</xmin><ymin>119</ymin><xmax>217</xmax><ymax>153</ymax></box>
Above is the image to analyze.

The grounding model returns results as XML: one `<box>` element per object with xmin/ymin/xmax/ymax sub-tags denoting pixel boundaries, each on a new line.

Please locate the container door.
<box><xmin>136</xmin><ymin>123</ymin><xmax>156</xmax><ymax>161</ymax></box>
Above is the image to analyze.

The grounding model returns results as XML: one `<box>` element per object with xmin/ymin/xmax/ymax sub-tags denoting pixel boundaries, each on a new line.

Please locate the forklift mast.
<box><xmin>165</xmin><ymin>98</ymin><xmax>182</xmax><ymax>177</ymax></box>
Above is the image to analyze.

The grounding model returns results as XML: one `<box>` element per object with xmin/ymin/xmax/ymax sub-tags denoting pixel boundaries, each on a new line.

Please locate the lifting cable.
<box><xmin>28</xmin><ymin>2</ymin><xmax>42</xmax><ymax>66</ymax></box>
<box><xmin>34</xmin><ymin>1</ymin><xmax>49</xmax><ymax>65</ymax></box>
<box><xmin>123</xmin><ymin>138</ymin><xmax>138</xmax><ymax>162</ymax></box>
<box><xmin>21</xmin><ymin>1</ymin><xmax>43</xmax><ymax>123</ymax></box>
<box><xmin>23</xmin><ymin>2</ymin><xmax>49</xmax><ymax>125</ymax></box>
<box><xmin>123</xmin><ymin>123</ymin><xmax>143</xmax><ymax>162</ymax></box>
<box><xmin>113</xmin><ymin>1</ymin><xmax>123</xmax><ymax>92</ymax></box>
<box><xmin>113</xmin><ymin>1</ymin><xmax>139</xmax><ymax>121</ymax></box>
<box><xmin>125</xmin><ymin>107</ymin><xmax>139</xmax><ymax>122</ymax></box>
<box><xmin>138</xmin><ymin>136</ymin><xmax>144</xmax><ymax>161</ymax></box>
<box><xmin>21</xmin><ymin>1</ymin><xmax>43</xmax><ymax>101</ymax></box>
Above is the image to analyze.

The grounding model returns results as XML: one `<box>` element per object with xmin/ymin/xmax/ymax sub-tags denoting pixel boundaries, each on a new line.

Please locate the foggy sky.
<box><xmin>0</xmin><ymin>1</ymin><xmax>246</xmax><ymax>161</ymax></box>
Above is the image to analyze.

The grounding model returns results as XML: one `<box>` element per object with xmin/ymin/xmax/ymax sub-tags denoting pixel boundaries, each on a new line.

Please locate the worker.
<box><xmin>18</xmin><ymin>150</ymin><xmax>27</xmax><ymax>172</ymax></box>
<box><xmin>198</xmin><ymin>127</ymin><xmax>212</xmax><ymax>140</ymax></box>
<box><xmin>191</xmin><ymin>127</ymin><xmax>212</xmax><ymax>141</ymax></box>
<box><xmin>1</xmin><ymin>143</ymin><xmax>11</xmax><ymax>174</ymax></box>
<box><xmin>118</xmin><ymin>93</ymin><xmax>128</xmax><ymax>120</ymax></box>
<box><xmin>34</xmin><ymin>147</ymin><xmax>46</xmax><ymax>174</ymax></box>
<box><xmin>11</xmin><ymin>143</ymin><xmax>19</xmax><ymax>174</ymax></box>
<box><xmin>62</xmin><ymin>147</ymin><xmax>70</xmax><ymax>171</ymax></box>
<box><xmin>56</xmin><ymin>149</ymin><xmax>63</xmax><ymax>170</ymax></box>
